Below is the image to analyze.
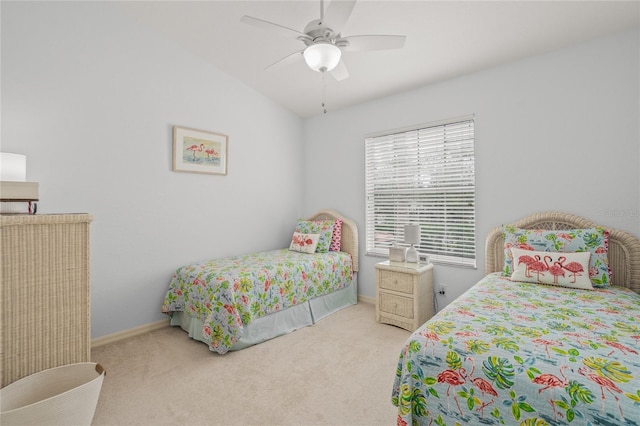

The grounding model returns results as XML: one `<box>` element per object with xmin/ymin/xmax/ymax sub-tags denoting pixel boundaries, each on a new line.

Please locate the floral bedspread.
<box><xmin>162</xmin><ymin>249</ymin><xmax>353</xmax><ymax>354</ymax></box>
<box><xmin>392</xmin><ymin>272</ymin><xmax>640</xmax><ymax>425</ymax></box>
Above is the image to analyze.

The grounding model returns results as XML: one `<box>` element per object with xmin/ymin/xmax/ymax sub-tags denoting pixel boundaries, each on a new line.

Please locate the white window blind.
<box><xmin>365</xmin><ymin>117</ymin><xmax>476</xmax><ymax>267</ymax></box>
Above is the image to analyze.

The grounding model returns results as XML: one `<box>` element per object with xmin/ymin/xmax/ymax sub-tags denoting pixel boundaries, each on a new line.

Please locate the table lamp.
<box><xmin>404</xmin><ymin>224</ymin><xmax>420</xmax><ymax>263</ymax></box>
<box><xmin>0</xmin><ymin>152</ymin><xmax>39</xmax><ymax>214</ymax></box>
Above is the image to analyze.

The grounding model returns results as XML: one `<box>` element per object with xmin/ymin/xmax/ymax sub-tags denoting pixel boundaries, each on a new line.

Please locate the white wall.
<box><xmin>2</xmin><ymin>2</ymin><xmax>305</xmax><ymax>338</ymax></box>
<box><xmin>303</xmin><ymin>29</ymin><xmax>640</xmax><ymax>306</ymax></box>
<box><xmin>3</xmin><ymin>2</ymin><xmax>639</xmax><ymax>337</ymax></box>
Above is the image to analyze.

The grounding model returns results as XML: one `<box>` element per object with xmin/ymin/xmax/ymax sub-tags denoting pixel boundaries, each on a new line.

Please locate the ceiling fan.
<box><xmin>241</xmin><ymin>0</ymin><xmax>406</xmax><ymax>81</ymax></box>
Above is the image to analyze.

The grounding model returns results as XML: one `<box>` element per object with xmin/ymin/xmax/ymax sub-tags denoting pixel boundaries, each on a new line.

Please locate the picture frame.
<box><xmin>172</xmin><ymin>126</ymin><xmax>228</xmax><ymax>175</ymax></box>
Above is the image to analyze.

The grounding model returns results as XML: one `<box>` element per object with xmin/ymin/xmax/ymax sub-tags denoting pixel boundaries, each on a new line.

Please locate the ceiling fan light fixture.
<box><xmin>303</xmin><ymin>43</ymin><xmax>341</xmax><ymax>72</ymax></box>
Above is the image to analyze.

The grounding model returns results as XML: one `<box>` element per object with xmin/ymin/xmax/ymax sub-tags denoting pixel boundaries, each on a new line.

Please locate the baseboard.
<box><xmin>91</xmin><ymin>319</ymin><xmax>170</xmax><ymax>348</ymax></box>
<box><xmin>358</xmin><ymin>294</ymin><xmax>375</xmax><ymax>305</ymax></box>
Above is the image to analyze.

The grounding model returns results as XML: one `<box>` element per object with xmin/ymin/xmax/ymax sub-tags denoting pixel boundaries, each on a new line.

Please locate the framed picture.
<box><xmin>173</xmin><ymin>126</ymin><xmax>228</xmax><ymax>175</ymax></box>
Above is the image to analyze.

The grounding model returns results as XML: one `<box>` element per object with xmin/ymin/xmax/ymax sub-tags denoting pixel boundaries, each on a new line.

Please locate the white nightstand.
<box><xmin>375</xmin><ymin>260</ymin><xmax>434</xmax><ymax>332</ymax></box>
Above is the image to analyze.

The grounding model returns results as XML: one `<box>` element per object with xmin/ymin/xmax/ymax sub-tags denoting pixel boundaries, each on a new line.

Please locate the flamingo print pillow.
<box><xmin>295</xmin><ymin>220</ymin><xmax>335</xmax><ymax>253</ymax></box>
<box><xmin>289</xmin><ymin>232</ymin><xmax>320</xmax><ymax>254</ymax></box>
<box><xmin>502</xmin><ymin>226</ymin><xmax>611</xmax><ymax>287</ymax></box>
<box><xmin>510</xmin><ymin>248</ymin><xmax>593</xmax><ymax>289</ymax></box>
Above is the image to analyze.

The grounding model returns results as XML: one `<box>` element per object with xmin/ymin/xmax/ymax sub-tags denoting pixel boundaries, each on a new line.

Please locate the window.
<box><xmin>365</xmin><ymin>116</ymin><xmax>476</xmax><ymax>267</ymax></box>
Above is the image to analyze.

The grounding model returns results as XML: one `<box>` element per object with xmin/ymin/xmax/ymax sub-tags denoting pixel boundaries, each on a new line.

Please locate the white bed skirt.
<box><xmin>169</xmin><ymin>278</ymin><xmax>357</xmax><ymax>352</ymax></box>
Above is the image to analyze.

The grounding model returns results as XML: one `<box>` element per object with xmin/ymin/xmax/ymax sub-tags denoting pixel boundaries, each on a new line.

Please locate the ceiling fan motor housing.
<box><xmin>303</xmin><ymin>19</ymin><xmax>337</xmax><ymax>45</ymax></box>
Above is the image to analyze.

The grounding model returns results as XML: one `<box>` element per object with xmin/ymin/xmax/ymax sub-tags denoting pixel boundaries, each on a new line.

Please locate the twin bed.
<box><xmin>161</xmin><ymin>209</ymin><xmax>358</xmax><ymax>354</ymax></box>
<box><xmin>161</xmin><ymin>209</ymin><xmax>639</xmax><ymax>425</ymax></box>
<box><xmin>392</xmin><ymin>211</ymin><xmax>640</xmax><ymax>425</ymax></box>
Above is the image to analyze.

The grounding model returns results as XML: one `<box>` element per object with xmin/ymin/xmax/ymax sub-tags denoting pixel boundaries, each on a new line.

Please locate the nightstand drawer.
<box><xmin>375</xmin><ymin>261</ymin><xmax>433</xmax><ymax>332</ymax></box>
<box><xmin>378</xmin><ymin>270</ymin><xmax>413</xmax><ymax>294</ymax></box>
<box><xmin>379</xmin><ymin>292</ymin><xmax>414</xmax><ymax>318</ymax></box>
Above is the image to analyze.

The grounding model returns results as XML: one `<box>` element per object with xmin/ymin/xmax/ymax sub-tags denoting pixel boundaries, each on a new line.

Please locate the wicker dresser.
<box><xmin>375</xmin><ymin>260</ymin><xmax>434</xmax><ymax>332</ymax></box>
<box><xmin>1</xmin><ymin>214</ymin><xmax>92</xmax><ymax>387</ymax></box>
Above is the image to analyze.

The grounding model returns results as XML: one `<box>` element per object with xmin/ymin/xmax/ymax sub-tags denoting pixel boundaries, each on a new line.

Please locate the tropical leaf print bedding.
<box><xmin>392</xmin><ymin>272</ymin><xmax>640</xmax><ymax>426</ymax></box>
<box><xmin>162</xmin><ymin>249</ymin><xmax>353</xmax><ymax>354</ymax></box>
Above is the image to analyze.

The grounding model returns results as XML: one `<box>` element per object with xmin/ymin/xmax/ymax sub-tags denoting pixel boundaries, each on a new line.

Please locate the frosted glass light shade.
<box><xmin>0</xmin><ymin>153</ymin><xmax>27</xmax><ymax>181</ymax></box>
<box><xmin>303</xmin><ymin>43</ymin><xmax>341</xmax><ymax>72</ymax></box>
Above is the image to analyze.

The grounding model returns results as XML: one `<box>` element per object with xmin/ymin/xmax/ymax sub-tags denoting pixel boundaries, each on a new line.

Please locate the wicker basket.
<box><xmin>0</xmin><ymin>363</ymin><xmax>105</xmax><ymax>426</ymax></box>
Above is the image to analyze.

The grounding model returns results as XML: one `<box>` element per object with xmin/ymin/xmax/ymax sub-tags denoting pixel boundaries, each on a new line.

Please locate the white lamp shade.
<box><xmin>303</xmin><ymin>43</ymin><xmax>341</xmax><ymax>72</ymax></box>
<box><xmin>404</xmin><ymin>224</ymin><xmax>421</xmax><ymax>245</ymax></box>
<box><xmin>0</xmin><ymin>153</ymin><xmax>27</xmax><ymax>181</ymax></box>
<box><xmin>404</xmin><ymin>224</ymin><xmax>421</xmax><ymax>263</ymax></box>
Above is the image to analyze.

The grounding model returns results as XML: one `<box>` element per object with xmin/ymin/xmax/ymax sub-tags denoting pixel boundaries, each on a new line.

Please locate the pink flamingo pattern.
<box><xmin>517</xmin><ymin>254</ymin><xmax>536</xmax><ymax>278</ymax></box>
<box><xmin>418</xmin><ymin>329</ymin><xmax>440</xmax><ymax>357</ymax></box>
<box><xmin>183</xmin><ymin>140</ymin><xmax>221</xmax><ymax>164</ymax></box>
<box><xmin>291</xmin><ymin>233</ymin><xmax>314</xmax><ymax>247</ymax></box>
<box><xmin>532</xmin><ymin>365</ymin><xmax>569</xmax><ymax>420</ymax></box>
<box><xmin>436</xmin><ymin>369</ymin><xmax>466</xmax><ymax>415</ymax></box>
<box><xmin>466</xmin><ymin>356</ymin><xmax>498</xmax><ymax>417</ymax></box>
<box><xmin>392</xmin><ymin>273</ymin><xmax>640</xmax><ymax>426</ymax></box>
<box><xmin>501</xmin><ymin>226</ymin><xmax>611</xmax><ymax>287</ymax></box>
<box><xmin>204</xmin><ymin>148</ymin><xmax>219</xmax><ymax>160</ymax></box>
<box><xmin>578</xmin><ymin>366</ymin><xmax>626</xmax><ymax>420</ymax></box>
<box><xmin>511</xmin><ymin>248</ymin><xmax>592</xmax><ymax>289</ymax></box>
<box><xmin>527</xmin><ymin>255</ymin><xmax>548</xmax><ymax>281</ymax></box>
<box><xmin>545</xmin><ymin>255</ymin><xmax>566</xmax><ymax>284</ymax></box>
<box><xmin>531</xmin><ymin>338</ymin><xmax>562</xmax><ymax>358</ymax></box>
<box><xmin>561</xmin><ymin>260</ymin><xmax>585</xmax><ymax>283</ymax></box>
<box><xmin>185</xmin><ymin>143</ymin><xmax>204</xmax><ymax>160</ymax></box>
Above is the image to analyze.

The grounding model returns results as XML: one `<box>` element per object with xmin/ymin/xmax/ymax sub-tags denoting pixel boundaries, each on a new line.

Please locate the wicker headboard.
<box><xmin>307</xmin><ymin>209</ymin><xmax>359</xmax><ymax>273</ymax></box>
<box><xmin>485</xmin><ymin>211</ymin><xmax>640</xmax><ymax>294</ymax></box>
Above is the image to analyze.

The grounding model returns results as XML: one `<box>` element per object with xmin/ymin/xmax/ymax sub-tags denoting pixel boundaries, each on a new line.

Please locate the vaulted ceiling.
<box><xmin>117</xmin><ymin>1</ymin><xmax>640</xmax><ymax>118</ymax></box>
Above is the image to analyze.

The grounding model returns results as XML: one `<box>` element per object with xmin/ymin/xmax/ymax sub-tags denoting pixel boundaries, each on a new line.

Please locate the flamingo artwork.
<box><xmin>528</xmin><ymin>255</ymin><xmax>548</xmax><ymax>281</ymax></box>
<box><xmin>465</xmin><ymin>357</ymin><xmax>498</xmax><ymax>417</ymax></box>
<box><xmin>517</xmin><ymin>254</ymin><xmax>536</xmax><ymax>278</ymax></box>
<box><xmin>418</xmin><ymin>329</ymin><xmax>440</xmax><ymax>357</ymax></box>
<box><xmin>185</xmin><ymin>143</ymin><xmax>204</xmax><ymax>160</ymax></box>
<box><xmin>600</xmin><ymin>339</ymin><xmax>639</xmax><ymax>357</ymax></box>
<box><xmin>532</xmin><ymin>338</ymin><xmax>562</xmax><ymax>358</ymax></box>
<box><xmin>291</xmin><ymin>233</ymin><xmax>314</xmax><ymax>247</ymax></box>
<box><xmin>578</xmin><ymin>366</ymin><xmax>625</xmax><ymax>420</ymax></box>
<box><xmin>516</xmin><ymin>243</ymin><xmax>535</xmax><ymax>251</ymax></box>
<box><xmin>204</xmin><ymin>148</ymin><xmax>219</xmax><ymax>161</ymax></box>
<box><xmin>437</xmin><ymin>369</ymin><xmax>466</xmax><ymax>416</ymax></box>
<box><xmin>544</xmin><ymin>255</ymin><xmax>565</xmax><ymax>284</ymax></box>
<box><xmin>555</xmin><ymin>256</ymin><xmax>584</xmax><ymax>283</ymax></box>
<box><xmin>563</xmin><ymin>261</ymin><xmax>585</xmax><ymax>283</ymax></box>
<box><xmin>532</xmin><ymin>365</ymin><xmax>569</xmax><ymax>420</ymax></box>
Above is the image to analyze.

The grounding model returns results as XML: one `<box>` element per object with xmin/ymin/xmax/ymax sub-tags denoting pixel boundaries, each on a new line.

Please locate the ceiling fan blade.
<box><xmin>321</xmin><ymin>0</ymin><xmax>357</xmax><ymax>34</ymax></box>
<box><xmin>329</xmin><ymin>59</ymin><xmax>349</xmax><ymax>81</ymax></box>
<box><xmin>241</xmin><ymin>15</ymin><xmax>307</xmax><ymax>39</ymax></box>
<box><xmin>264</xmin><ymin>50</ymin><xmax>304</xmax><ymax>72</ymax></box>
<box><xmin>341</xmin><ymin>35</ymin><xmax>406</xmax><ymax>51</ymax></box>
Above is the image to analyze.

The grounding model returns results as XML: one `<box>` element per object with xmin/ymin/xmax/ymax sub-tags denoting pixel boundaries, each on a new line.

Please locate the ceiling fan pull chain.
<box><xmin>322</xmin><ymin>71</ymin><xmax>327</xmax><ymax>114</ymax></box>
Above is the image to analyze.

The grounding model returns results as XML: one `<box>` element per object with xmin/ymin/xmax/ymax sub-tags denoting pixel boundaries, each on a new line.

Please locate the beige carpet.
<box><xmin>91</xmin><ymin>302</ymin><xmax>411</xmax><ymax>426</ymax></box>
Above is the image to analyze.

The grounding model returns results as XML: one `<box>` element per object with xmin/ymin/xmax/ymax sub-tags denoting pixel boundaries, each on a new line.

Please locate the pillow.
<box><xmin>510</xmin><ymin>248</ymin><xmax>593</xmax><ymax>290</ymax></box>
<box><xmin>289</xmin><ymin>232</ymin><xmax>320</xmax><ymax>254</ymax></box>
<box><xmin>295</xmin><ymin>220</ymin><xmax>334</xmax><ymax>253</ymax></box>
<box><xmin>502</xmin><ymin>226</ymin><xmax>611</xmax><ymax>287</ymax></box>
<box><xmin>329</xmin><ymin>219</ymin><xmax>343</xmax><ymax>251</ymax></box>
